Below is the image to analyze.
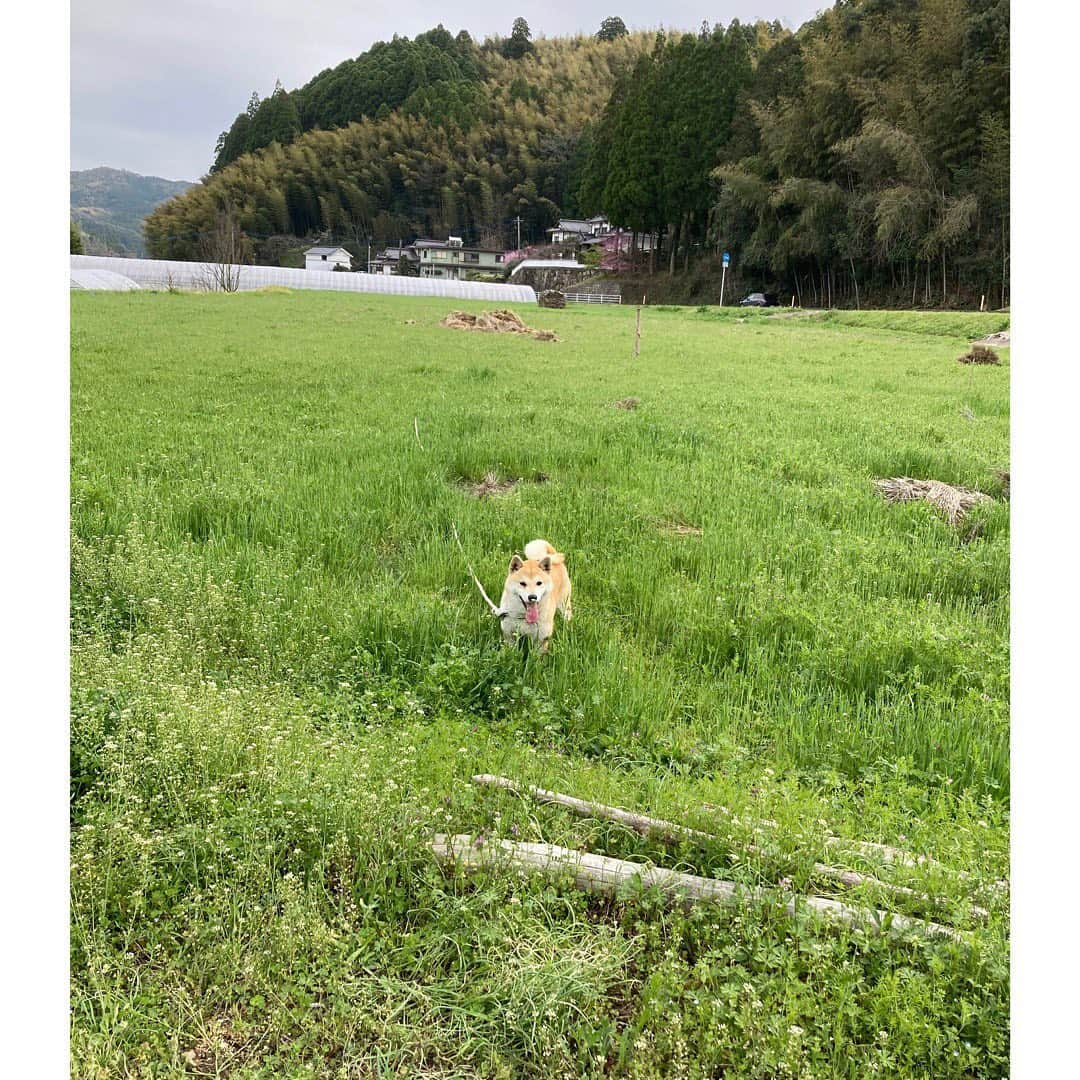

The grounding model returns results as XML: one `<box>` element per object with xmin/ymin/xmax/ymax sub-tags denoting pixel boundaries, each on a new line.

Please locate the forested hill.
<box><xmin>209</xmin><ymin>26</ymin><xmax>485</xmax><ymax>173</ymax></box>
<box><xmin>146</xmin><ymin>3</ymin><xmax>1009</xmax><ymax>307</ymax></box>
<box><xmin>582</xmin><ymin>0</ymin><xmax>1009</xmax><ymax>307</ymax></box>
<box><xmin>146</xmin><ymin>23</ymin><xmax>660</xmax><ymax>260</ymax></box>
<box><xmin>72</xmin><ymin>168</ymin><xmax>193</xmax><ymax>255</ymax></box>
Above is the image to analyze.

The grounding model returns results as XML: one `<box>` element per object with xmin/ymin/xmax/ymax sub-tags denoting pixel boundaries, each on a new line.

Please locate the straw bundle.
<box><xmin>874</xmin><ymin>477</ymin><xmax>992</xmax><ymax>525</ymax></box>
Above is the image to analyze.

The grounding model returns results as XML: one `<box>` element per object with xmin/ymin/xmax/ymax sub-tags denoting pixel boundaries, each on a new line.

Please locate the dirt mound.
<box><xmin>458</xmin><ymin>470</ymin><xmax>550</xmax><ymax>499</ymax></box>
<box><xmin>958</xmin><ymin>344</ymin><xmax>1001</xmax><ymax>365</ymax></box>
<box><xmin>462</xmin><ymin>472</ymin><xmax>518</xmax><ymax>499</ymax></box>
<box><xmin>538</xmin><ymin>290</ymin><xmax>567</xmax><ymax>309</ymax></box>
<box><xmin>441</xmin><ymin>309</ymin><xmax>559</xmax><ymax>341</ymax></box>
<box><xmin>658</xmin><ymin>519</ymin><xmax>703</xmax><ymax>537</ymax></box>
<box><xmin>874</xmin><ymin>477</ymin><xmax>992</xmax><ymax>525</ymax></box>
<box><xmin>614</xmin><ymin>397</ymin><xmax>640</xmax><ymax>410</ymax></box>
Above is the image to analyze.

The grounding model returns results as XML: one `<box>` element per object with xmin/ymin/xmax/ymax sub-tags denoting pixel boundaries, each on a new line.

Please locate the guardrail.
<box><xmin>565</xmin><ymin>292</ymin><xmax>622</xmax><ymax>305</ymax></box>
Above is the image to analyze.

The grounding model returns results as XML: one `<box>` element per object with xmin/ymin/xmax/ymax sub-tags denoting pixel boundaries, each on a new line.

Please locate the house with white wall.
<box><xmin>304</xmin><ymin>246</ymin><xmax>353</xmax><ymax>271</ymax></box>
<box><xmin>415</xmin><ymin>237</ymin><xmax>505</xmax><ymax>280</ymax></box>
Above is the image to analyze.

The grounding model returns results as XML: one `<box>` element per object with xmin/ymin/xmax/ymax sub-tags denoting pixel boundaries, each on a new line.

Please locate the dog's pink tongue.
<box><xmin>525</xmin><ymin>603</ymin><xmax>540</xmax><ymax>625</ymax></box>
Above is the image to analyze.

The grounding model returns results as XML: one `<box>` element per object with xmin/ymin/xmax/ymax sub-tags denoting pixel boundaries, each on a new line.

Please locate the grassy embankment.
<box><xmin>71</xmin><ymin>292</ymin><xmax>1010</xmax><ymax>1077</ymax></box>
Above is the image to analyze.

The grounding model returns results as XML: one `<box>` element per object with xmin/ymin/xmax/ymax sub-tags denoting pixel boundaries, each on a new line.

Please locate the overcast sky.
<box><xmin>71</xmin><ymin>1</ymin><xmax>827</xmax><ymax>181</ymax></box>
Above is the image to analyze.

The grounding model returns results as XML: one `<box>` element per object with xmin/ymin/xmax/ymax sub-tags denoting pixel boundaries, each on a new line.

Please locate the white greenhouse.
<box><xmin>70</xmin><ymin>268</ymin><xmax>141</xmax><ymax>291</ymax></box>
<box><xmin>70</xmin><ymin>256</ymin><xmax>537</xmax><ymax>303</ymax></box>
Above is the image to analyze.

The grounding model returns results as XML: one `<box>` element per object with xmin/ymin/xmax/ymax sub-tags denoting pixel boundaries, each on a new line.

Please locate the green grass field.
<box><xmin>71</xmin><ymin>291</ymin><xmax>1010</xmax><ymax>1077</ymax></box>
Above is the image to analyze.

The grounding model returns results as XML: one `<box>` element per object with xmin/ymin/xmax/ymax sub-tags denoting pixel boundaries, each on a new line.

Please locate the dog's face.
<box><xmin>505</xmin><ymin>554</ymin><xmax>552</xmax><ymax>624</ymax></box>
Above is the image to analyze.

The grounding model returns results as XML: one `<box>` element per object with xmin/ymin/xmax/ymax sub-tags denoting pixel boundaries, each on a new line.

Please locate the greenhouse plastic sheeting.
<box><xmin>70</xmin><ymin>268</ymin><xmax>141</xmax><ymax>291</ymax></box>
<box><xmin>71</xmin><ymin>255</ymin><xmax>537</xmax><ymax>303</ymax></box>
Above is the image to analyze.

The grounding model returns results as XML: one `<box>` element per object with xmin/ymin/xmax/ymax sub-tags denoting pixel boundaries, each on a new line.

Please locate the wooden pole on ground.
<box><xmin>634</xmin><ymin>300</ymin><xmax>642</xmax><ymax>357</ymax></box>
<box><xmin>470</xmin><ymin>775</ymin><xmax>987</xmax><ymax>919</ymax></box>
<box><xmin>431</xmin><ymin>834</ymin><xmax>964</xmax><ymax>942</ymax></box>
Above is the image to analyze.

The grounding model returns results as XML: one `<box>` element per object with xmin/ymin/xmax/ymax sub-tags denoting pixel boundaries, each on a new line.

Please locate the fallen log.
<box><xmin>470</xmin><ymin>775</ymin><xmax>988</xmax><ymax>919</ymax></box>
<box><xmin>432</xmin><ymin>834</ymin><xmax>963</xmax><ymax>942</ymax></box>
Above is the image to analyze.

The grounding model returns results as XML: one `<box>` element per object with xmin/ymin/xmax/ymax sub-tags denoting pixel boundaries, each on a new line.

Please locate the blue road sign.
<box><xmin>722</xmin><ymin>251</ymin><xmax>731</xmax><ymax>267</ymax></box>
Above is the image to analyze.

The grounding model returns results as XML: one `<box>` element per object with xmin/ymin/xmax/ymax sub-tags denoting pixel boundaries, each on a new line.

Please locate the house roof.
<box><xmin>509</xmin><ymin>259</ymin><xmax>589</xmax><ymax>276</ymax></box>
<box><xmin>548</xmin><ymin>219</ymin><xmax>592</xmax><ymax>234</ymax></box>
<box><xmin>304</xmin><ymin>246</ymin><xmax>351</xmax><ymax>257</ymax></box>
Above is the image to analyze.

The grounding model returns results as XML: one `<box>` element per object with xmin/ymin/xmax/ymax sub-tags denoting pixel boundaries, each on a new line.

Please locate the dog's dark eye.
<box><xmin>536</xmin><ymin>580</ymin><xmax>542</xmax><ymax>586</ymax></box>
<box><xmin>519</xmin><ymin>581</ymin><xmax>526</xmax><ymax>587</ymax></box>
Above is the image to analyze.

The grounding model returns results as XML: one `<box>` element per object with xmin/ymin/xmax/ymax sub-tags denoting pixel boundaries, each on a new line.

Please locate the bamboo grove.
<box><xmin>145</xmin><ymin>2</ymin><xmax>1009</xmax><ymax>307</ymax></box>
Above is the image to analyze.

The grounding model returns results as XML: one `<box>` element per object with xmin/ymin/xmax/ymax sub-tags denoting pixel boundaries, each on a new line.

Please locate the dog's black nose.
<box><xmin>527</xmin><ymin>594</ymin><xmax>538</xmax><ymax>603</ymax></box>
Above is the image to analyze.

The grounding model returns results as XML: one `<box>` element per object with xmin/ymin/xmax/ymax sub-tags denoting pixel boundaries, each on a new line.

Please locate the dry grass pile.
<box><xmin>461</xmin><ymin>472</ymin><xmax>519</xmax><ymax>499</ymax></box>
<box><xmin>440</xmin><ymin>309</ymin><xmax>559</xmax><ymax>341</ymax></box>
<box><xmin>973</xmin><ymin>330</ymin><xmax>1010</xmax><ymax>348</ymax></box>
<box><xmin>614</xmin><ymin>397</ymin><xmax>640</xmax><ymax>410</ymax></box>
<box><xmin>658</xmin><ymin>519</ymin><xmax>704</xmax><ymax>537</ymax></box>
<box><xmin>874</xmin><ymin>477</ymin><xmax>992</xmax><ymax>524</ymax></box>
<box><xmin>957</xmin><ymin>344</ymin><xmax>1001</xmax><ymax>365</ymax></box>
<box><xmin>538</xmin><ymin>290</ymin><xmax>567</xmax><ymax>309</ymax></box>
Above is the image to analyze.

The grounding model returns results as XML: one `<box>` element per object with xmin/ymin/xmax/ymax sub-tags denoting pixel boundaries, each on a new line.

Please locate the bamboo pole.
<box><xmin>702</xmin><ymin>798</ymin><xmax>1003</xmax><ymax>891</ymax></box>
<box><xmin>471</xmin><ymin>776</ymin><xmax>988</xmax><ymax>919</ymax></box>
<box><xmin>432</xmin><ymin>834</ymin><xmax>964</xmax><ymax>942</ymax></box>
<box><xmin>473</xmin><ymin>774</ymin><xmax>712</xmax><ymax>843</ymax></box>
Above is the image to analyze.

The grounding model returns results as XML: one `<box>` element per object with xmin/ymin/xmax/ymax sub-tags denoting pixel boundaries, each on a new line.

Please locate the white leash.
<box><xmin>452</xmin><ymin>523</ymin><xmax>505</xmax><ymax>619</ymax></box>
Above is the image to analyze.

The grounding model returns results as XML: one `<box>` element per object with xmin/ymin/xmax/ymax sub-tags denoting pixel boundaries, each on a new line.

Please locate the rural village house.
<box><xmin>368</xmin><ymin>245</ymin><xmax>421</xmax><ymax>275</ymax></box>
<box><xmin>414</xmin><ymin>236</ymin><xmax>506</xmax><ymax>280</ymax></box>
<box><xmin>545</xmin><ymin>217</ymin><xmax>656</xmax><ymax>261</ymax></box>
<box><xmin>546</xmin><ymin>215</ymin><xmax>611</xmax><ymax>244</ymax></box>
<box><xmin>304</xmin><ymin>245</ymin><xmax>353</xmax><ymax>271</ymax></box>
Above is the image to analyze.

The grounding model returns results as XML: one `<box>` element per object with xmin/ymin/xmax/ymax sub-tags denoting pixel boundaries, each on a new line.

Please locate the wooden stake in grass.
<box><xmin>413</xmin><ymin>417</ymin><xmax>424</xmax><ymax>451</ymax></box>
<box><xmin>634</xmin><ymin>303</ymin><xmax>642</xmax><ymax>357</ymax></box>
<box><xmin>432</xmin><ymin>833</ymin><xmax>964</xmax><ymax>942</ymax></box>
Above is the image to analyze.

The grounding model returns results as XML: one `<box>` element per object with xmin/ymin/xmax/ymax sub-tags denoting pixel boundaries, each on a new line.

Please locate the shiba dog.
<box><xmin>498</xmin><ymin>540</ymin><xmax>572</xmax><ymax>651</ymax></box>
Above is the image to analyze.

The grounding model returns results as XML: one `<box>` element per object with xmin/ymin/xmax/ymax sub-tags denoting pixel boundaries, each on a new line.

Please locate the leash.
<box><xmin>452</xmin><ymin>523</ymin><xmax>507</xmax><ymax>619</ymax></box>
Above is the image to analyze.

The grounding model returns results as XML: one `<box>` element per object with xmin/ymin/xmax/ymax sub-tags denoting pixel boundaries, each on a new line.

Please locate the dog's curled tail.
<box><xmin>524</xmin><ymin>539</ymin><xmax>564</xmax><ymax>564</ymax></box>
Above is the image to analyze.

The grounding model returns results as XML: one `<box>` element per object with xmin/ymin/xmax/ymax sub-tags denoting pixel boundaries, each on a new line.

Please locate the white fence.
<box><xmin>565</xmin><ymin>291</ymin><xmax>622</xmax><ymax>305</ymax></box>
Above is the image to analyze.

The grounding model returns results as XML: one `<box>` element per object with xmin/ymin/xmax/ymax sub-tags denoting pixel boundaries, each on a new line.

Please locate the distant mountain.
<box><xmin>71</xmin><ymin>168</ymin><xmax>195</xmax><ymax>255</ymax></box>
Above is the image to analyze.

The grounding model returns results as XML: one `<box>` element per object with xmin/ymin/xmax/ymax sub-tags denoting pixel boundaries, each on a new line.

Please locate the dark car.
<box><xmin>738</xmin><ymin>292</ymin><xmax>777</xmax><ymax>307</ymax></box>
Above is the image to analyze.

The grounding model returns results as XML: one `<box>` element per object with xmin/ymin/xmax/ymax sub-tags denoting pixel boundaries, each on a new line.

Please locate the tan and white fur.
<box><xmin>498</xmin><ymin>540</ymin><xmax>572</xmax><ymax>651</ymax></box>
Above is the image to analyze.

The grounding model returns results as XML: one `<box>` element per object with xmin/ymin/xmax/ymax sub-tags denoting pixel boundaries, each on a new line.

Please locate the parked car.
<box><xmin>738</xmin><ymin>292</ymin><xmax>777</xmax><ymax>307</ymax></box>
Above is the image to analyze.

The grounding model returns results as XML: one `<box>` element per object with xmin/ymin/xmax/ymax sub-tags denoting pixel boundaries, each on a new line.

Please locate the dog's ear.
<box><xmin>539</xmin><ymin>556</ymin><xmax>552</xmax><ymax>572</ymax></box>
<box><xmin>509</xmin><ymin>554</ymin><xmax>523</xmax><ymax>572</ymax></box>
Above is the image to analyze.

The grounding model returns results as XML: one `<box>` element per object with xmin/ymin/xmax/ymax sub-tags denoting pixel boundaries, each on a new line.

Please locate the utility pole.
<box><xmin>515</xmin><ymin>216</ymin><xmax>522</xmax><ymax>250</ymax></box>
